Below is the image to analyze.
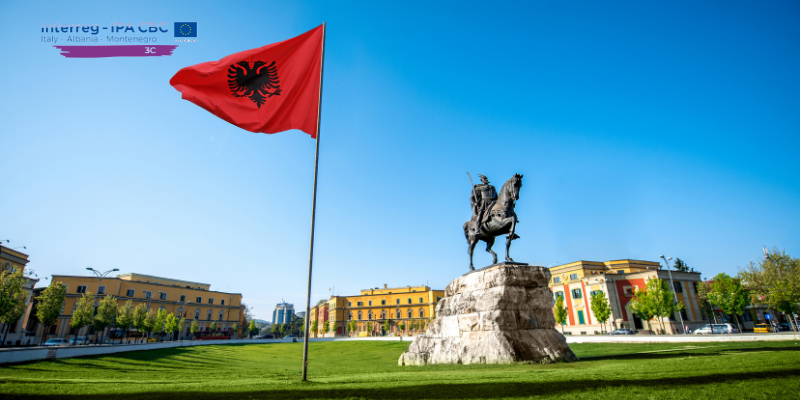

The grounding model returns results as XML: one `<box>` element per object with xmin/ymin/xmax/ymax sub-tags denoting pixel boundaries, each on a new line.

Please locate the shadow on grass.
<box><xmin>5</xmin><ymin>369</ymin><xmax>800</xmax><ymax>399</ymax></box>
<box><xmin>579</xmin><ymin>345</ymin><xmax>800</xmax><ymax>362</ymax></box>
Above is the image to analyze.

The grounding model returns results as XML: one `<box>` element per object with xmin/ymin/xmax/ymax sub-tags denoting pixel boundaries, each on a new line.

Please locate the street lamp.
<box><xmin>659</xmin><ymin>255</ymin><xmax>686</xmax><ymax>335</ymax></box>
<box><xmin>86</xmin><ymin>268</ymin><xmax>119</xmax><ymax>303</ymax></box>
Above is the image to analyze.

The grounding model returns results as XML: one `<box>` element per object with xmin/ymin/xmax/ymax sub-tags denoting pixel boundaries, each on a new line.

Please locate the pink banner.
<box><xmin>54</xmin><ymin>45</ymin><xmax>178</xmax><ymax>58</ymax></box>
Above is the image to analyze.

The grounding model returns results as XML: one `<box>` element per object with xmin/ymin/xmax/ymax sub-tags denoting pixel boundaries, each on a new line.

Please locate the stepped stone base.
<box><xmin>399</xmin><ymin>263</ymin><xmax>577</xmax><ymax>365</ymax></box>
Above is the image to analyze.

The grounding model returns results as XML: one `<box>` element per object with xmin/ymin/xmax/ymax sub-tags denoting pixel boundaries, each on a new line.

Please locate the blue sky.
<box><xmin>1</xmin><ymin>1</ymin><xmax>798</xmax><ymax>320</ymax></box>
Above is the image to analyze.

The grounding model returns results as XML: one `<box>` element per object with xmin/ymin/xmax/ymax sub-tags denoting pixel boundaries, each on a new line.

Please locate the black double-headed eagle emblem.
<box><xmin>227</xmin><ymin>61</ymin><xmax>282</xmax><ymax>108</ymax></box>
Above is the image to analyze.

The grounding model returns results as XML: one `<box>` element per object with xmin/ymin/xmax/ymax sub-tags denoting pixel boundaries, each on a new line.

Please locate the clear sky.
<box><xmin>1</xmin><ymin>1</ymin><xmax>798</xmax><ymax>321</ymax></box>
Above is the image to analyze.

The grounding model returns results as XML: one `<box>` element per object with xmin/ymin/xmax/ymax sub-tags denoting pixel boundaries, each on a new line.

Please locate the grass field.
<box><xmin>1</xmin><ymin>340</ymin><xmax>799</xmax><ymax>399</ymax></box>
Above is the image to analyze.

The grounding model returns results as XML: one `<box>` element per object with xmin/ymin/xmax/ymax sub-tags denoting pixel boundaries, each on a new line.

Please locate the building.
<box><xmin>0</xmin><ymin>245</ymin><xmax>39</xmax><ymax>346</ymax></box>
<box><xmin>42</xmin><ymin>272</ymin><xmax>244</xmax><ymax>341</ymax></box>
<box><xmin>309</xmin><ymin>284</ymin><xmax>445</xmax><ymax>337</ymax></box>
<box><xmin>272</xmin><ymin>301</ymin><xmax>294</xmax><ymax>324</ymax></box>
<box><xmin>548</xmin><ymin>259</ymin><xmax>707</xmax><ymax>335</ymax></box>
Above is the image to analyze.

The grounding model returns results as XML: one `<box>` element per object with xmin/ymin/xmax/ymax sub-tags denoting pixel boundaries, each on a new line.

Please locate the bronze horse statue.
<box><xmin>463</xmin><ymin>173</ymin><xmax>523</xmax><ymax>270</ymax></box>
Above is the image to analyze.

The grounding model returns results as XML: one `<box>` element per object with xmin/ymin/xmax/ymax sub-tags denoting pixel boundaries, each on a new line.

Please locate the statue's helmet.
<box><xmin>478</xmin><ymin>174</ymin><xmax>489</xmax><ymax>184</ymax></box>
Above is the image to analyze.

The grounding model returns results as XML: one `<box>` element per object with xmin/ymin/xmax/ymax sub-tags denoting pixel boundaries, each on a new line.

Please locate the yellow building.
<box><xmin>43</xmin><ymin>272</ymin><xmax>244</xmax><ymax>341</ymax></box>
<box><xmin>0</xmin><ymin>245</ymin><xmax>38</xmax><ymax>346</ymax></box>
<box><xmin>307</xmin><ymin>284</ymin><xmax>445</xmax><ymax>337</ymax></box>
<box><xmin>548</xmin><ymin>259</ymin><xmax>706</xmax><ymax>335</ymax></box>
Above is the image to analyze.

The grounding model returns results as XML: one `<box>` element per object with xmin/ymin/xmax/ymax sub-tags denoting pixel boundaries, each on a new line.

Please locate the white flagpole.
<box><xmin>302</xmin><ymin>21</ymin><xmax>326</xmax><ymax>382</ymax></box>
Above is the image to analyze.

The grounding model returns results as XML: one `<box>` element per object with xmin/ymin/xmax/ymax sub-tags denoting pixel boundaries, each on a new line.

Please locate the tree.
<box><xmin>190</xmin><ymin>319</ymin><xmax>199</xmax><ymax>339</ymax></box>
<box><xmin>310</xmin><ymin>319</ymin><xmax>318</xmax><ymax>336</ymax></box>
<box><xmin>209</xmin><ymin>321</ymin><xmax>217</xmax><ymax>333</ymax></box>
<box><xmin>70</xmin><ymin>292</ymin><xmax>95</xmax><ymax>340</ymax></box>
<box><xmin>630</xmin><ymin>278</ymin><xmax>684</xmax><ymax>334</ymax></box>
<box><xmin>271</xmin><ymin>323</ymin><xmax>279</xmax><ymax>338</ymax></box>
<box><xmin>155</xmin><ymin>308</ymin><xmax>167</xmax><ymax>339</ymax></box>
<box><xmin>383</xmin><ymin>320</ymin><xmax>390</xmax><ymax>336</ymax></box>
<box><xmin>707</xmin><ymin>273</ymin><xmax>750</xmax><ymax>333</ymax></box>
<box><xmin>695</xmin><ymin>281</ymin><xmax>717</xmax><ymax>321</ymax></box>
<box><xmin>116</xmin><ymin>300</ymin><xmax>134</xmax><ymax>343</ymax></box>
<box><xmin>231</xmin><ymin>322</ymin><xmax>238</xmax><ymax>338</ymax></box>
<box><xmin>739</xmin><ymin>248</ymin><xmax>799</xmax><ymax>331</ymax></box>
<box><xmin>323</xmin><ymin>320</ymin><xmax>330</xmax><ymax>337</ymax></box>
<box><xmin>132</xmin><ymin>303</ymin><xmax>148</xmax><ymax>343</ymax></box>
<box><xmin>590</xmin><ymin>291</ymin><xmax>612</xmax><ymax>333</ymax></box>
<box><xmin>178</xmin><ymin>317</ymin><xmax>187</xmax><ymax>340</ymax></box>
<box><xmin>164</xmin><ymin>313</ymin><xmax>178</xmax><ymax>340</ymax></box>
<box><xmin>248</xmin><ymin>319</ymin><xmax>257</xmax><ymax>338</ymax></box>
<box><xmin>367</xmin><ymin>321</ymin><xmax>374</xmax><ymax>336</ymax></box>
<box><xmin>673</xmin><ymin>258</ymin><xmax>690</xmax><ymax>272</ymax></box>
<box><xmin>35</xmin><ymin>282</ymin><xmax>67</xmax><ymax>345</ymax></box>
<box><xmin>144</xmin><ymin>309</ymin><xmax>159</xmax><ymax>342</ymax></box>
<box><xmin>0</xmin><ymin>268</ymin><xmax>29</xmax><ymax>344</ymax></box>
<box><xmin>330</xmin><ymin>322</ymin><xmax>337</xmax><ymax>336</ymax></box>
<box><xmin>554</xmin><ymin>295</ymin><xmax>569</xmax><ymax>334</ymax></box>
<box><xmin>349</xmin><ymin>320</ymin><xmax>357</xmax><ymax>336</ymax></box>
<box><xmin>93</xmin><ymin>295</ymin><xmax>118</xmax><ymax>345</ymax></box>
<box><xmin>398</xmin><ymin>321</ymin><xmax>406</xmax><ymax>336</ymax></box>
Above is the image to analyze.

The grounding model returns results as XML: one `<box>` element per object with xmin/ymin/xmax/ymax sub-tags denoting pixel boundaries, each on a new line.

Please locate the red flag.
<box><xmin>170</xmin><ymin>25</ymin><xmax>324</xmax><ymax>138</ymax></box>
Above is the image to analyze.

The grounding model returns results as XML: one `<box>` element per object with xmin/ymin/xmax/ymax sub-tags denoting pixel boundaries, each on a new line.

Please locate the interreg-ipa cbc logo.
<box><xmin>174</xmin><ymin>22</ymin><xmax>197</xmax><ymax>37</ymax></box>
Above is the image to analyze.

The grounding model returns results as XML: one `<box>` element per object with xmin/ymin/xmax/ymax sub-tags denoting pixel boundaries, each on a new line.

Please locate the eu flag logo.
<box><xmin>174</xmin><ymin>22</ymin><xmax>197</xmax><ymax>37</ymax></box>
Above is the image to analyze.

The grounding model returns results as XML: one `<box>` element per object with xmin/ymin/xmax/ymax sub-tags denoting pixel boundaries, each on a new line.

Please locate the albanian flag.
<box><xmin>170</xmin><ymin>25</ymin><xmax>324</xmax><ymax>138</ymax></box>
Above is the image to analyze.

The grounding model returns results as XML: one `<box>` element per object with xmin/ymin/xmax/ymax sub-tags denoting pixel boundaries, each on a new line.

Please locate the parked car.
<box><xmin>753</xmin><ymin>323</ymin><xmax>771</xmax><ymax>333</ymax></box>
<box><xmin>608</xmin><ymin>329</ymin><xmax>636</xmax><ymax>335</ymax></box>
<box><xmin>777</xmin><ymin>322</ymin><xmax>793</xmax><ymax>332</ymax></box>
<box><xmin>43</xmin><ymin>338</ymin><xmax>69</xmax><ymax>347</ymax></box>
<box><xmin>285</xmin><ymin>335</ymin><xmax>297</xmax><ymax>339</ymax></box>
<box><xmin>69</xmin><ymin>336</ymin><xmax>88</xmax><ymax>345</ymax></box>
<box><xmin>693</xmin><ymin>324</ymin><xmax>737</xmax><ymax>334</ymax></box>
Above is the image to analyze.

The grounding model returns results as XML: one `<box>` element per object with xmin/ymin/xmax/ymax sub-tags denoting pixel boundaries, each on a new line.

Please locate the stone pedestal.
<box><xmin>399</xmin><ymin>263</ymin><xmax>577</xmax><ymax>365</ymax></box>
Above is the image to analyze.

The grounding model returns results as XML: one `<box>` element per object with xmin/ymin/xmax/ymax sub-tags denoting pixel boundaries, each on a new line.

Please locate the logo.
<box><xmin>227</xmin><ymin>61</ymin><xmax>282</xmax><ymax>108</ymax></box>
<box><xmin>174</xmin><ymin>22</ymin><xmax>197</xmax><ymax>37</ymax></box>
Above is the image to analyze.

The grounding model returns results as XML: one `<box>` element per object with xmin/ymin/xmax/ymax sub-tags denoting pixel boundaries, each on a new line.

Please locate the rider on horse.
<box><xmin>470</xmin><ymin>174</ymin><xmax>498</xmax><ymax>235</ymax></box>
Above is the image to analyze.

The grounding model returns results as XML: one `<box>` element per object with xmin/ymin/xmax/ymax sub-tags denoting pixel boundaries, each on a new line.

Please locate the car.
<box><xmin>43</xmin><ymin>338</ymin><xmax>69</xmax><ymax>347</ymax></box>
<box><xmin>285</xmin><ymin>335</ymin><xmax>297</xmax><ymax>339</ymax></box>
<box><xmin>69</xmin><ymin>336</ymin><xmax>88</xmax><ymax>345</ymax></box>
<box><xmin>608</xmin><ymin>329</ymin><xmax>636</xmax><ymax>335</ymax></box>
<box><xmin>693</xmin><ymin>324</ymin><xmax>739</xmax><ymax>334</ymax></box>
<box><xmin>753</xmin><ymin>323</ymin><xmax>770</xmax><ymax>333</ymax></box>
<box><xmin>777</xmin><ymin>322</ymin><xmax>793</xmax><ymax>332</ymax></box>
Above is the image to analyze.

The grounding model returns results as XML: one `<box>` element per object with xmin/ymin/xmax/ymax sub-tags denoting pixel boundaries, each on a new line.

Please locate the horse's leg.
<box><xmin>468</xmin><ymin>236</ymin><xmax>479</xmax><ymax>271</ymax></box>
<box><xmin>505</xmin><ymin>216</ymin><xmax>518</xmax><ymax>262</ymax></box>
<box><xmin>485</xmin><ymin>236</ymin><xmax>497</xmax><ymax>265</ymax></box>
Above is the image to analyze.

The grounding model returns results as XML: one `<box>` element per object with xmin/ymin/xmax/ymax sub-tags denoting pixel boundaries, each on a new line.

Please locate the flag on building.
<box><xmin>170</xmin><ymin>25</ymin><xmax>324</xmax><ymax>138</ymax></box>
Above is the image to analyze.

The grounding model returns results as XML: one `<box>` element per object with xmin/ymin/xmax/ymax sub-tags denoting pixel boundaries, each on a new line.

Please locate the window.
<box><xmin>673</xmin><ymin>282</ymin><xmax>683</xmax><ymax>293</ymax></box>
<box><xmin>160</xmin><ymin>292</ymin><xmax>167</xmax><ymax>300</ymax></box>
<box><xmin>407</xmin><ymin>309</ymin><xmax>413</xmax><ymax>318</ymax></box>
<box><xmin>196</xmin><ymin>297</ymin><xmax>202</xmax><ymax>303</ymax></box>
<box><xmin>419</xmin><ymin>309</ymin><xmax>425</xmax><ymax>318</ymax></box>
<box><xmin>571</xmin><ymin>288</ymin><xmax>582</xmax><ymax>299</ymax></box>
<box><xmin>209</xmin><ymin>298</ymin><xmax>214</xmax><ymax>304</ymax></box>
<box><xmin>194</xmin><ymin>308</ymin><xmax>201</xmax><ymax>320</ymax></box>
<box><xmin>348</xmin><ymin>312</ymin><xmax>353</xmax><ymax>320</ymax></box>
<box><xmin>98</xmin><ymin>286</ymin><xmax>106</xmax><ymax>294</ymax></box>
<box><xmin>396</xmin><ymin>299</ymin><xmax>400</xmax><ymax>305</ymax></box>
<box><xmin>357</xmin><ymin>311</ymin><xmax>362</xmax><ymax>320</ymax></box>
<box><xmin>381</xmin><ymin>300</ymin><xmax>386</xmax><ymax>305</ymax></box>
<box><xmin>221</xmin><ymin>299</ymin><xmax>225</xmax><ymax>305</ymax></box>
<box><xmin>407</xmin><ymin>299</ymin><xmax>411</xmax><ymax>304</ymax></box>
<box><xmin>553</xmin><ymin>277</ymin><xmax>561</xmax><ymax>283</ymax></box>
<box><xmin>419</xmin><ymin>298</ymin><xmax>423</xmax><ymax>303</ymax></box>
<box><xmin>437</xmin><ymin>296</ymin><xmax>442</xmax><ymax>302</ymax></box>
<box><xmin>77</xmin><ymin>285</ymin><xmax>87</xmax><ymax>294</ymax></box>
<box><xmin>126</xmin><ymin>289</ymin><xmax>134</xmax><ymax>297</ymax></box>
<box><xmin>218</xmin><ymin>310</ymin><xmax>225</xmax><ymax>321</ymax></box>
<box><xmin>180</xmin><ymin>295</ymin><xmax>186</xmax><ymax>302</ymax></box>
<box><xmin>590</xmin><ymin>290</ymin><xmax>603</xmax><ymax>297</ymax></box>
<box><xmin>357</xmin><ymin>301</ymin><xmax>363</xmax><ymax>306</ymax></box>
<box><xmin>554</xmin><ymin>291</ymin><xmax>564</xmax><ymax>299</ymax></box>
<box><xmin>368</xmin><ymin>301</ymin><xmax>372</xmax><ymax>306</ymax></box>
<box><xmin>396</xmin><ymin>310</ymin><xmax>401</xmax><ymax>319</ymax></box>
<box><xmin>348</xmin><ymin>302</ymin><xmax>352</xmax><ymax>306</ymax></box>
<box><xmin>569</xmin><ymin>274</ymin><xmax>578</xmax><ymax>280</ymax></box>
<box><xmin>206</xmin><ymin>310</ymin><xmax>212</xmax><ymax>321</ymax></box>
<box><xmin>617</xmin><ymin>270</ymin><xmax>624</xmax><ymax>274</ymax></box>
<box><xmin>381</xmin><ymin>311</ymin><xmax>386</xmax><ymax>319</ymax></box>
<box><xmin>368</xmin><ymin>311</ymin><xmax>373</xmax><ymax>320</ymax></box>
<box><xmin>144</xmin><ymin>291</ymin><xmax>152</xmax><ymax>299</ymax></box>
<box><xmin>623</xmin><ymin>286</ymin><xmax>633</xmax><ymax>295</ymax></box>
<box><xmin>177</xmin><ymin>306</ymin><xmax>184</xmax><ymax>317</ymax></box>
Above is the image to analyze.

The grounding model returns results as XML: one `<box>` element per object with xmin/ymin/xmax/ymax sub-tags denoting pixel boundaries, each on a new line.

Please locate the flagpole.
<box><xmin>302</xmin><ymin>21</ymin><xmax>326</xmax><ymax>382</ymax></box>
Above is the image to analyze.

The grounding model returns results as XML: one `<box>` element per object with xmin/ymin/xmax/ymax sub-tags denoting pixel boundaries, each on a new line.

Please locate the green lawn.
<box><xmin>1</xmin><ymin>340</ymin><xmax>799</xmax><ymax>399</ymax></box>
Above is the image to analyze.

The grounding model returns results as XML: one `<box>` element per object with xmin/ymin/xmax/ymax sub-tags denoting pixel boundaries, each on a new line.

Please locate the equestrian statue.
<box><xmin>463</xmin><ymin>173</ymin><xmax>523</xmax><ymax>271</ymax></box>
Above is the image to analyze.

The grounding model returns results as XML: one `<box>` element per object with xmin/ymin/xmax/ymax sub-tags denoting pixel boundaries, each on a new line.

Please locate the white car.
<box><xmin>693</xmin><ymin>324</ymin><xmax>739</xmax><ymax>335</ymax></box>
<box><xmin>42</xmin><ymin>338</ymin><xmax>69</xmax><ymax>346</ymax></box>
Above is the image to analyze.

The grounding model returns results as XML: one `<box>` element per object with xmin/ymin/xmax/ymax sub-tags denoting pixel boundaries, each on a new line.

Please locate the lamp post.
<box><xmin>86</xmin><ymin>268</ymin><xmax>118</xmax><ymax>344</ymax></box>
<box><xmin>659</xmin><ymin>256</ymin><xmax>686</xmax><ymax>335</ymax></box>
